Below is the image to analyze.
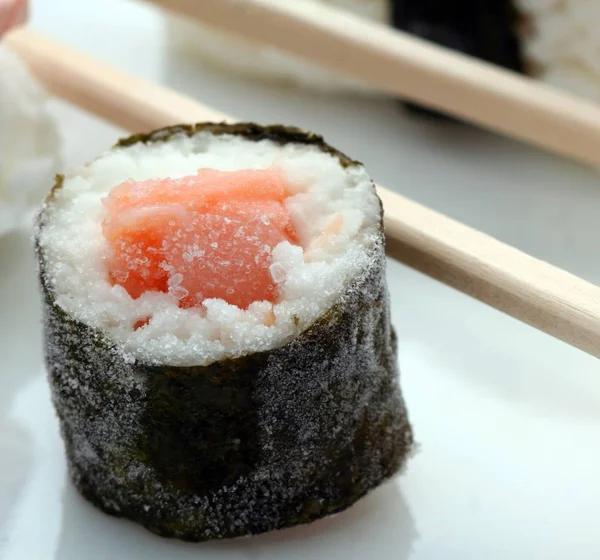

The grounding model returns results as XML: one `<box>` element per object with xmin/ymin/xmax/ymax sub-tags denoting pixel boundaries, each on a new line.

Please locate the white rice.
<box><xmin>38</xmin><ymin>131</ymin><xmax>381</xmax><ymax>367</ymax></box>
<box><xmin>518</xmin><ymin>0</ymin><xmax>600</xmax><ymax>103</ymax></box>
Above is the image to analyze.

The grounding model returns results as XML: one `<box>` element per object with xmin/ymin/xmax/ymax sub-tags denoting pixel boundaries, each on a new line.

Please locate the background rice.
<box><xmin>519</xmin><ymin>0</ymin><xmax>600</xmax><ymax>102</ymax></box>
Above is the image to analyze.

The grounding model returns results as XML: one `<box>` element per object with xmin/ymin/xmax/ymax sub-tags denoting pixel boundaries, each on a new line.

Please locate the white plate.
<box><xmin>2</xmin><ymin>1</ymin><xmax>600</xmax><ymax>558</ymax></box>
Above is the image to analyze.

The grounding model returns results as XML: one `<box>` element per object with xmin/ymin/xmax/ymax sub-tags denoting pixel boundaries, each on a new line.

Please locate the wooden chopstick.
<box><xmin>6</xmin><ymin>28</ymin><xmax>600</xmax><ymax>359</ymax></box>
<box><xmin>148</xmin><ymin>0</ymin><xmax>600</xmax><ymax>170</ymax></box>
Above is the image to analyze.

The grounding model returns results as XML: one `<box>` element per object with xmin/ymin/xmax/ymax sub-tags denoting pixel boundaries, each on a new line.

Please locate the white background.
<box><xmin>2</xmin><ymin>1</ymin><xmax>600</xmax><ymax>558</ymax></box>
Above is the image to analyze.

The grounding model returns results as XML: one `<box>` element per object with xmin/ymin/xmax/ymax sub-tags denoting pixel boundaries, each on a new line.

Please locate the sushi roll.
<box><xmin>166</xmin><ymin>0</ymin><xmax>600</xmax><ymax>112</ymax></box>
<box><xmin>36</xmin><ymin>123</ymin><xmax>414</xmax><ymax>541</ymax></box>
<box><xmin>391</xmin><ymin>0</ymin><xmax>600</xmax><ymax>105</ymax></box>
<box><xmin>0</xmin><ymin>3</ymin><xmax>61</xmax><ymax>238</ymax></box>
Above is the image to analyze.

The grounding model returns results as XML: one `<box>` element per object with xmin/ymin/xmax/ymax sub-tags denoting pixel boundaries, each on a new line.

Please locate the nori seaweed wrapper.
<box><xmin>391</xmin><ymin>0</ymin><xmax>525</xmax><ymax>120</ymax></box>
<box><xmin>36</xmin><ymin>123</ymin><xmax>414</xmax><ymax>542</ymax></box>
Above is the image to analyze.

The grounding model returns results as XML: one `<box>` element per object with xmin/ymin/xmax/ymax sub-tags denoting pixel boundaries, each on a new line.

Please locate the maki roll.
<box><xmin>36</xmin><ymin>123</ymin><xmax>413</xmax><ymax>541</ymax></box>
<box><xmin>391</xmin><ymin>0</ymin><xmax>600</xmax><ymax>106</ymax></box>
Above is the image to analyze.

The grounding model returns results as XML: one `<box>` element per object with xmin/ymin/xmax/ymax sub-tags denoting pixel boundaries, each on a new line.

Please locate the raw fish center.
<box><xmin>101</xmin><ymin>166</ymin><xmax>298</xmax><ymax>309</ymax></box>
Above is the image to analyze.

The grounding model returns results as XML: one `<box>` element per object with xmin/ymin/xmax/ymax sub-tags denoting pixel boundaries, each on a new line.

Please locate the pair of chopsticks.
<box><xmin>5</xmin><ymin>27</ymin><xmax>600</xmax><ymax>359</ymax></box>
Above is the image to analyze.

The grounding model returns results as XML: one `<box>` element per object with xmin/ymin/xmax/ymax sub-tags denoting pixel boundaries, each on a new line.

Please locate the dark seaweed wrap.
<box><xmin>36</xmin><ymin>123</ymin><xmax>414</xmax><ymax>542</ymax></box>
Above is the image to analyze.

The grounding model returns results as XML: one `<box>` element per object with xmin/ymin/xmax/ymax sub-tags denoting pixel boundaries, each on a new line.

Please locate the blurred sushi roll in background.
<box><xmin>36</xmin><ymin>123</ymin><xmax>414</xmax><ymax>541</ymax></box>
<box><xmin>0</xmin><ymin>0</ymin><xmax>61</xmax><ymax>238</ymax></box>
<box><xmin>165</xmin><ymin>0</ymin><xmax>600</xmax><ymax>114</ymax></box>
<box><xmin>396</xmin><ymin>0</ymin><xmax>600</xmax><ymax>106</ymax></box>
